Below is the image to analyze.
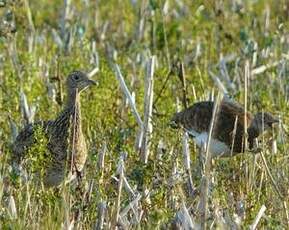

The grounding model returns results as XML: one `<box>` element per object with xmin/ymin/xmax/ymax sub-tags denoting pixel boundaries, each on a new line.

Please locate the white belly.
<box><xmin>188</xmin><ymin>130</ymin><xmax>231</xmax><ymax>157</ymax></box>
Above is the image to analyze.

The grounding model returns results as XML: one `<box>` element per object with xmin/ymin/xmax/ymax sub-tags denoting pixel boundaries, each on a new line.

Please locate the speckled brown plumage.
<box><xmin>171</xmin><ymin>99</ymin><xmax>278</xmax><ymax>157</ymax></box>
<box><xmin>12</xmin><ymin>71</ymin><xmax>96</xmax><ymax>187</ymax></box>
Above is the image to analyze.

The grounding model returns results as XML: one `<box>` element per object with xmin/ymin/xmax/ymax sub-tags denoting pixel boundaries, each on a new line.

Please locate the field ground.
<box><xmin>0</xmin><ymin>0</ymin><xmax>289</xmax><ymax>229</ymax></box>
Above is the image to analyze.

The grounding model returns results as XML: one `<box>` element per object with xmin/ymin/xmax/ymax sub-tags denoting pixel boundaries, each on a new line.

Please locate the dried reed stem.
<box><xmin>259</xmin><ymin>151</ymin><xmax>283</xmax><ymax>200</ymax></box>
<box><xmin>178</xmin><ymin>62</ymin><xmax>188</xmax><ymax>109</ymax></box>
<box><xmin>140</xmin><ymin>56</ymin><xmax>155</xmax><ymax>163</ymax></box>
<box><xmin>23</xmin><ymin>0</ymin><xmax>35</xmax><ymax>33</ymax></box>
<box><xmin>182</xmin><ymin>131</ymin><xmax>195</xmax><ymax>196</ymax></box>
<box><xmin>114</xmin><ymin>64</ymin><xmax>143</xmax><ymax>127</ymax></box>
<box><xmin>249</xmin><ymin>205</ymin><xmax>266</xmax><ymax>230</ymax></box>
<box><xmin>199</xmin><ymin>92</ymin><xmax>222</xmax><ymax>230</ymax></box>
<box><xmin>95</xmin><ymin>201</ymin><xmax>107</xmax><ymax>230</ymax></box>
<box><xmin>114</xmin><ymin>159</ymin><xmax>124</xmax><ymax>229</ymax></box>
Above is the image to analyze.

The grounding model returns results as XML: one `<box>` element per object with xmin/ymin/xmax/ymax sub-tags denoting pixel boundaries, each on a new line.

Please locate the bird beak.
<box><xmin>169</xmin><ymin>120</ymin><xmax>178</xmax><ymax>129</ymax></box>
<box><xmin>88</xmin><ymin>79</ymin><xmax>98</xmax><ymax>86</ymax></box>
<box><xmin>270</xmin><ymin>118</ymin><xmax>280</xmax><ymax>127</ymax></box>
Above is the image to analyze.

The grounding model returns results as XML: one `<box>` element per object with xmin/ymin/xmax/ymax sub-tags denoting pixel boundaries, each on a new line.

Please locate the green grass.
<box><xmin>0</xmin><ymin>0</ymin><xmax>289</xmax><ymax>228</ymax></box>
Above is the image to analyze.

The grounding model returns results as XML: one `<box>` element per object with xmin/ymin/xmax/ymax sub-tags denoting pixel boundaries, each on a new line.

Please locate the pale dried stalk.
<box><xmin>120</xmin><ymin>194</ymin><xmax>142</xmax><ymax>222</ymax></box>
<box><xmin>8</xmin><ymin>195</ymin><xmax>17</xmax><ymax>219</ymax></box>
<box><xmin>7</xmin><ymin>37</ymin><xmax>22</xmax><ymax>80</ymax></box>
<box><xmin>51</xmin><ymin>29</ymin><xmax>63</xmax><ymax>48</ymax></box>
<box><xmin>219</xmin><ymin>57</ymin><xmax>236</xmax><ymax>92</ymax></box>
<box><xmin>230</xmin><ymin>116</ymin><xmax>238</xmax><ymax>157</ymax></box>
<box><xmin>264</xmin><ymin>5</ymin><xmax>270</xmax><ymax>36</ymax></box>
<box><xmin>251</xmin><ymin>60</ymin><xmax>281</xmax><ymax>75</ymax></box>
<box><xmin>208</xmin><ymin>70</ymin><xmax>228</xmax><ymax>95</ymax></box>
<box><xmin>244</xmin><ymin>60</ymin><xmax>249</xmax><ymax>150</ymax></box>
<box><xmin>199</xmin><ymin>93</ymin><xmax>222</xmax><ymax>230</ymax></box>
<box><xmin>173</xmin><ymin>202</ymin><xmax>196</xmax><ymax>229</ymax></box>
<box><xmin>114</xmin><ymin>64</ymin><xmax>143</xmax><ymax>127</ymax></box>
<box><xmin>259</xmin><ymin>151</ymin><xmax>283</xmax><ymax>200</ymax></box>
<box><xmin>123</xmin><ymin>176</ymin><xmax>136</xmax><ymax>198</ymax></box>
<box><xmin>283</xmin><ymin>201</ymin><xmax>289</xmax><ymax>228</ymax></box>
<box><xmin>182</xmin><ymin>131</ymin><xmax>195</xmax><ymax>196</ymax></box>
<box><xmin>70</xmin><ymin>88</ymin><xmax>78</xmax><ymax>175</ymax></box>
<box><xmin>61</xmin><ymin>0</ymin><xmax>72</xmax><ymax>39</ymax></box>
<box><xmin>23</xmin><ymin>0</ymin><xmax>35</xmax><ymax>33</ymax></box>
<box><xmin>244</xmin><ymin>60</ymin><xmax>249</xmax><ymax>193</ymax></box>
<box><xmin>140</xmin><ymin>56</ymin><xmax>155</xmax><ymax>163</ymax></box>
<box><xmin>178</xmin><ymin>62</ymin><xmax>188</xmax><ymax>108</ymax></box>
<box><xmin>23</xmin><ymin>0</ymin><xmax>35</xmax><ymax>53</ymax></box>
<box><xmin>249</xmin><ymin>205</ymin><xmax>266</xmax><ymax>230</ymax></box>
<box><xmin>20</xmin><ymin>91</ymin><xmax>36</xmax><ymax>124</ymax></box>
<box><xmin>8</xmin><ymin>116</ymin><xmax>18</xmax><ymax>142</ymax></box>
<box><xmin>114</xmin><ymin>159</ymin><xmax>124</xmax><ymax>228</ymax></box>
<box><xmin>97</xmin><ymin>142</ymin><xmax>107</xmax><ymax>170</ymax></box>
<box><xmin>113</xmin><ymin>173</ymin><xmax>137</xmax><ymax>198</ymax></box>
<box><xmin>95</xmin><ymin>201</ymin><xmax>107</xmax><ymax>230</ymax></box>
<box><xmin>88</xmin><ymin>67</ymin><xmax>99</xmax><ymax>78</ymax></box>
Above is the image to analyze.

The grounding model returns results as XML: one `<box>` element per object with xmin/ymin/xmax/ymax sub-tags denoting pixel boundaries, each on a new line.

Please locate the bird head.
<box><xmin>252</xmin><ymin>112</ymin><xmax>279</xmax><ymax>133</ymax></box>
<box><xmin>169</xmin><ymin>111</ymin><xmax>183</xmax><ymax>129</ymax></box>
<box><xmin>66</xmin><ymin>71</ymin><xmax>97</xmax><ymax>92</ymax></box>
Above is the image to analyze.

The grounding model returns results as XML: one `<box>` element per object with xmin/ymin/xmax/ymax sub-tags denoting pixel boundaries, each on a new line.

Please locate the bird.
<box><xmin>12</xmin><ymin>71</ymin><xmax>96</xmax><ymax>187</ymax></box>
<box><xmin>170</xmin><ymin>98</ymin><xmax>279</xmax><ymax>157</ymax></box>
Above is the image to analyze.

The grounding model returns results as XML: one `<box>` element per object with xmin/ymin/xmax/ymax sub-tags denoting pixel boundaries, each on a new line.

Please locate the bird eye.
<box><xmin>74</xmin><ymin>75</ymin><xmax>80</xmax><ymax>81</ymax></box>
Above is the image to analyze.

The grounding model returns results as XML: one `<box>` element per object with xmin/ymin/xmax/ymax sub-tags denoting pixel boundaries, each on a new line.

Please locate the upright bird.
<box><xmin>171</xmin><ymin>99</ymin><xmax>278</xmax><ymax>157</ymax></box>
<box><xmin>12</xmin><ymin>71</ymin><xmax>96</xmax><ymax>187</ymax></box>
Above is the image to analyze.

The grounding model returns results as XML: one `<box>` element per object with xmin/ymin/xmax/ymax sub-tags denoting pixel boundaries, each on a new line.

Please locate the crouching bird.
<box><xmin>170</xmin><ymin>99</ymin><xmax>279</xmax><ymax>157</ymax></box>
<box><xmin>12</xmin><ymin>71</ymin><xmax>96</xmax><ymax>187</ymax></box>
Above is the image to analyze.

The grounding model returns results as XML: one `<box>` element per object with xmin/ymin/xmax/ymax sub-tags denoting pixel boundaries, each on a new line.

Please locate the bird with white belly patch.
<box><xmin>170</xmin><ymin>99</ymin><xmax>278</xmax><ymax>157</ymax></box>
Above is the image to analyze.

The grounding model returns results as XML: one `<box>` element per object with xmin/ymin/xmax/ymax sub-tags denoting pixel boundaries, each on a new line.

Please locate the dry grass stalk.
<box><xmin>199</xmin><ymin>92</ymin><xmax>222</xmax><ymax>229</ymax></box>
<box><xmin>249</xmin><ymin>205</ymin><xmax>266</xmax><ymax>230</ymax></box>
<box><xmin>172</xmin><ymin>202</ymin><xmax>197</xmax><ymax>229</ymax></box>
<box><xmin>251</xmin><ymin>60</ymin><xmax>282</xmax><ymax>75</ymax></box>
<box><xmin>140</xmin><ymin>56</ymin><xmax>155</xmax><ymax>163</ymax></box>
<box><xmin>178</xmin><ymin>62</ymin><xmax>188</xmax><ymax>108</ymax></box>
<box><xmin>95</xmin><ymin>201</ymin><xmax>107</xmax><ymax>230</ymax></box>
<box><xmin>20</xmin><ymin>90</ymin><xmax>36</xmax><ymax>124</ymax></box>
<box><xmin>259</xmin><ymin>151</ymin><xmax>284</xmax><ymax>200</ymax></box>
<box><xmin>114</xmin><ymin>64</ymin><xmax>143</xmax><ymax>127</ymax></box>
<box><xmin>88</xmin><ymin>67</ymin><xmax>99</xmax><ymax>78</ymax></box>
<box><xmin>114</xmin><ymin>64</ymin><xmax>144</xmax><ymax>151</ymax></box>
<box><xmin>114</xmin><ymin>157</ymin><xmax>124</xmax><ymax>229</ymax></box>
<box><xmin>244</xmin><ymin>60</ymin><xmax>250</xmax><ymax>194</ymax></box>
<box><xmin>8</xmin><ymin>195</ymin><xmax>17</xmax><ymax>219</ymax></box>
<box><xmin>208</xmin><ymin>70</ymin><xmax>228</xmax><ymax>95</ymax></box>
<box><xmin>182</xmin><ymin>131</ymin><xmax>195</xmax><ymax>196</ymax></box>
<box><xmin>244</xmin><ymin>60</ymin><xmax>249</xmax><ymax>150</ymax></box>
<box><xmin>97</xmin><ymin>142</ymin><xmax>106</xmax><ymax>170</ymax></box>
<box><xmin>120</xmin><ymin>194</ymin><xmax>142</xmax><ymax>226</ymax></box>
<box><xmin>23</xmin><ymin>0</ymin><xmax>35</xmax><ymax>33</ymax></box>
<box><xmin>123</xmin><ymin>176</ymin><xmax>136</xmax><ymax>198</ymax></box>
<box><xmin>70</xmin><ymin>88</ymin><xmax>78</xmax><ymax>174</ymax></box>
<box><xmin>230</xmin><ymin>115</ymin><xmax>239</xmax><ymax>156</ymax></box>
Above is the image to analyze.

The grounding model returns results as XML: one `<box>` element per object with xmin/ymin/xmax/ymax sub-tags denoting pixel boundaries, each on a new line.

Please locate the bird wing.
<box><xmin>171</xmin><ymin>101</ymin><xmax>214</xmax><ymax>134</ymax></box>
<box><xmin>12</xmin><ymin>120</ymin><xmax>53</xmax><ymax>163</ymax></box>
<box><xmin>215</xmin><ymin>99</ymin><xmax>253</xmax><ymax>153</ymax></box>
<box><xmin>221</xmin><ymin>99</ymin><xmax>253</xmax><ymax>127</ymax></box>
<box><xmin>171</xmin><ymin>99</ymin><xmax>253</xmax><ymax>153</ymax></box>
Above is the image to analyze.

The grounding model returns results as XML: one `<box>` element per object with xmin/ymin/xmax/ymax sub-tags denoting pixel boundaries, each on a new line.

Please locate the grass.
<box><xmin>0</xmin><ymin>0</ymin><xmax>289</xmax><ymax>228</ymax></box>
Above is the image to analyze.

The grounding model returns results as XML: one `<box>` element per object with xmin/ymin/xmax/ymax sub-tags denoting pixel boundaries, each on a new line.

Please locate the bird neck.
<box><xmin>248</xmin><ymin>115</ymin><xmax>263</xmax><ymax>139</ymax></box>
<box><xmin>248</xmin><ymin>126</ymin><xmax>260</xmax><ymax>139</ymax></box>
<box><xmin>53</xmin><ymin>89</ymin><xmax>82</xmax><ymax>136</ymax></box>
<box><xmin>65</xmin><ymin>88</ymin><xmax>81</xmax><ymax>109</ymax></box>
<box><xmin>65</xmin><ymin>89</ymin><xmax>82</xmax><ymax>130</ymax></box>
<box><xmin>247</xmin><ymin>124</ymin><xmax>260</xmax><ymax>149</ymax></box>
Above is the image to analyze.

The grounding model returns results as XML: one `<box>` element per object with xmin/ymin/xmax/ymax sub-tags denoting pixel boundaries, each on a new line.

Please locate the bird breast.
<box><xmin>189</xmin><ymin>130</ymin><xmax>231</xmax><ymax>157</ymax></box>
